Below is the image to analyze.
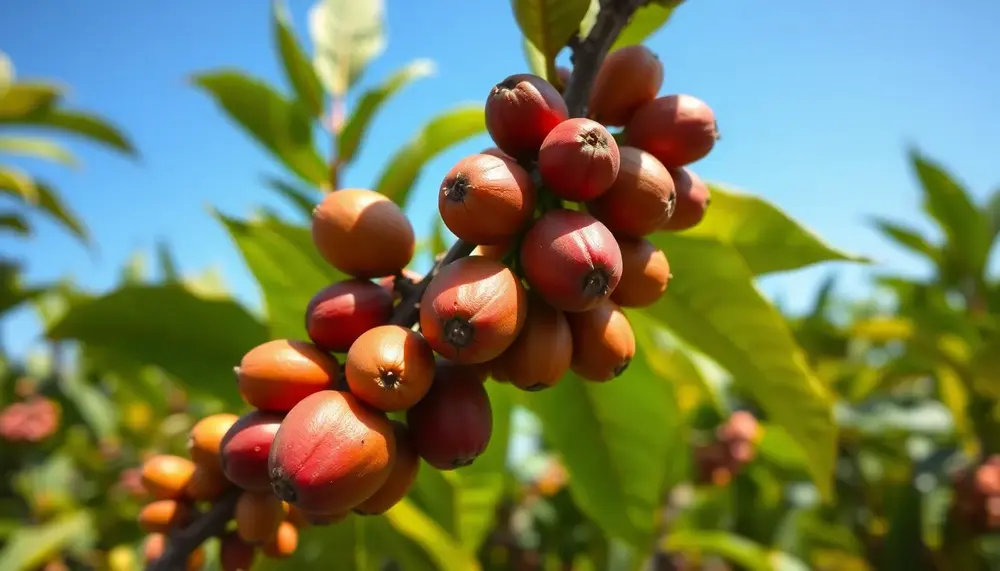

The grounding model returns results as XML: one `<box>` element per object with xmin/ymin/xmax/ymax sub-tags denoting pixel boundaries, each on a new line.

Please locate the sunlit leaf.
<box><xmin>646</xmin><ymin>234</ymin><xmax>837</xmax><ymax>500</ymax></box>
<box><xmin>521</xmin><ymin>38</ymin><xmax>550</xmax><ymax>80</ymax></box>
<box><xmin>374</xmin><ymin>104</ymin><xmax>486</xmax><ymax>207</ymax></box>
<box><xmin>512</xmin><ymin>0</ymin><xmax>590</xmax><ymax>79</ymax></box>
<box><xmin>0</xmin><ymin>510</ymin><xmax>93</xmax><ymax>571</ymax></box>
<box><xmin>0</xmin><ymin>212</ymin><xmax>29</xmax><ymax>236</ymax></box>
<box><xmin>191</xmin><ymin>70</ymin><xmax>327</xmax><ymax>185</ymax></box>
<box><xmin>870</xmin><ymin>217</ymin><xmax>940</xmax><ymax>263</ymax></box>
<box><xmin>273</xmin><ymin>0</ymin><xmax>325</xmax><ymax>117</ymax></box>
<box><xmin>0</xmin><ymin>136</ymin><xmax>77</xmax><ymax>167</ymax></box>
<box><xmin>384</xmin><ymin>499</ymin><xmax>483</xmax><ymax>571</ymax></box>
<box><xmin>309</xmin><ymin>0</ymin><xmax>386</xmax><ymax>97</ymax></box>
<box><xmin>338</xmin><ymin>59</ymin><xmax>436</xmax><ymax>165</ymax></box>
<box><xmin>156</xmin><ymin>240</ymin><xmax>180</xmax><ymax>282</ymax></box>
<box><xmin>32</xmin><ymin>180</ymin><xmax>89</xmax><ymax>245</ymax></box>
<box><xmin>12</xmin><ymin>108</ymin><xmax>136</xmax><ymax>155</ymax></box>
<box><xmin>610</xmin><ymin>1</ymin><xmax>681</xmax><ymax>51</ymax></box>
<box><xmin>261</xmin><ymin>175</ymin><xmax>320</xmax><ymax>219</ymax></box>
<box><xmin>0</xmin><ymin>164</ymin><xmax>38</xmax><ymax>204</ymax></box>
<box><xmin>59</xmin><ymin>372</ymin><xmax>119</xmax><ymax>441</ymax></box>
<box><xmin>0</xmin><ymin>82</ymin><xmax>61</xmax><ymax>121</ymax></box>
<box><xmin>0</xmin><ymin>52</ymin><xmax>12</xmax><ymax>95</ymax></box>
<box><xmin>665</xmin><ymin>530</ymin><xmax>810</xmax><ymax>571</ymax></box>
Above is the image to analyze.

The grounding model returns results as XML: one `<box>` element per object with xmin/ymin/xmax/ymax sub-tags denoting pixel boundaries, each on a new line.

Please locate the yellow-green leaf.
<box><xmin>338</xmin><ymin>59</ymin><xmax>435</xmax><ymax>165</ymax></box>
<box><xmin>308</xmin><ymin>0</ymin><xmax>386</xmax><ymax>97</ymax></box>
<box><xmin>511</xmin><ymin>0</ymin><xmax>590</xmax><ymax>79</ymax></box>
<box><xmin>521</xmin><ymin>37</ymin><xmax>550</xmax><ymax>80</ymax></box>
<box><xmin>610</xmin><ymin>1</ymin><xmax>680</xmax><ymax>51</ymax></box>
<box><xmin>191</xmin><ymin>70</ymin><xmax>327</xmax><ymax>185</ymax></box>
<box><xmin>32</xmin><ymin>180</ymin><xmax>90</xmax><ymax>244</ymax></box>
<box><xmin>273</xmin><ymin>0</ymin><xmax>325</xmax><ymax>117</ymax></box>
<box><xmin>0</xmin><ymin>510</ymin><xmax>93</xmax><ymax>571</ymax></box>
<box><xmin>664</xmin><ymin>530</ymin><xmax>809</xmax><ymax>571</ymax></box>
<box><xmin>0</xmin><ymin>212</ymin><xmax>29</xmax><ymax>236</ymax></box>
<box><xmin>374</xmin><ymin>104</ymin><xmax>486</xmax><ymax>208</ymax></box>
<box><xmin>682</xmin><ymin>183</ymin><xmax>869</xmax><ymax>275</ymax></box>
<box><xmin>0</xmin><ymin>53</ymin><xmax>12</xmax><ymax>95</ymax></box>
<box><xmin>384</xmin><ymin>499</ymin><xmax>482</xmax><ymax>571</ymax></box>
<box><xmin>11</xmin><ymin>109</ymin><xmax>136</xmax><ymax>155</ymax></box>
<box><xmin>870</xmin><ymin>217</ymin><xmax>940</xmax><ymax>263</ymax></box>
<box><xmin>0</xmin><ymin>82</ymin><xmax>61</xmax><ymax>121</ymax></box>
<box><xmin>261</xmin><ymin>175</ymin><xmax>320</xmax><ymax>220</ymax></box>
<box><xmin>0</xmin><ymin>164</ymin><xmax>38</xmax><ymax>204</ymax></box>
<box><xmin>646</xmin><ymin>234</ymin><xmax>837</xmax><ymax>500</ymax></box>
<box><xmin>0</xmin><ymin>136</ymin><xmax>77</xmax><ymax>167</ymax></box>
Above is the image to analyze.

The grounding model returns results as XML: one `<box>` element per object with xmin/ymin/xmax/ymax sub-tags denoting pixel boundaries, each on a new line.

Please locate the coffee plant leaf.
<box><xmin>611</xmin><ymin>2</ymin><xmax>679</xmax><ymax>51</ymax></box>
<box><xmin>664</xmin><ymin>530</ymin><xmax>810</xmax><ymax>571</ymax></box>
<box><xmin>273</xmin><ymin>0</ymin><xmax>325</xmax><ymax>117</ymax></box>
<box><xmin>0</xmin><ymin>82</ymin><xmax>61</xmax><ymax>122</ymax></box>
<box><xmin>0</xmin><ymin>212</ymin><xmax>29</xmax><ymax>236</ymax></box>
<box><xmin>261</xmin><ymin>175</ymin><xmax>320</xmax><ymax>220</ymax></box>
<box><xmin>7</xmin><ymin>108</ymin><xmax>136</xmax><ymax>156</ymax></box>
<box><xmin>0</xmin><ymin>136</ymin><xmax>77</xmax><ymax>167</ymax></box>
<box><xmin>309</xmin><ymin>0</ymin><xmax>385</xmax><ymax>97</ymax></box>
<box><xmin>0</xmin><ymin>510</ymin><xmax>93</xmax><ymax>571</ymax></box>
<box><xmin>511</xmin><ymin>0</ymin><xmax>590</xmax><ymax>78</ymax></box>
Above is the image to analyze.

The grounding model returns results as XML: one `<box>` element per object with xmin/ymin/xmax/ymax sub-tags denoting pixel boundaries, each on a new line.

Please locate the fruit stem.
<box><xmin>143</xmin><ymin>487</ymin><xmax>240</xmax><ymax>571</ymax></box>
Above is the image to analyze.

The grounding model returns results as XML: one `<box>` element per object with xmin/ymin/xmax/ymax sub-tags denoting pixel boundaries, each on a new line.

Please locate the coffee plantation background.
<box><xmin>2</xmin><ymin>0</ymin><xmax>999</xmax><ymax>570</ymax></box>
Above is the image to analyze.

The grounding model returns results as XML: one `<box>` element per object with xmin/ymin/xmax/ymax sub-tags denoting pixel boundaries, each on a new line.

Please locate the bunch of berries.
<box><xmin>693</xmin><ymin>411</ymin><xmax>761</xmax><ymax>486</ymax></box>
<box><xmin>950</xmin><ymin>454</ymin><xmax>1000</xmax><ymax>533</ymax></box>
<box><xmin>0</xmin><ymin>396</ymin><xmax>60</xmax><ymax>444</ymax></box>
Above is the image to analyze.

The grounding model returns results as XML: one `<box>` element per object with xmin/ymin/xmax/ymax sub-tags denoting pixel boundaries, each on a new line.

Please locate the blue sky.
<box><xmin>1</xmin><ymin>0</ymin><xmax>998</xmax><ymax>358</ymax></box>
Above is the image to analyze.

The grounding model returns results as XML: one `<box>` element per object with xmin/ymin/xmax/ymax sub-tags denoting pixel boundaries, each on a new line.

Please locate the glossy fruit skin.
<box><xmin>188</xmin><ymin>413</ymin><xmax>238</xmax><ymax>472</ymax></box>
<box><xmin>611</xmin><ymin>237</ymin><xmax>671</xmax><ymax>308</ymax></box>
<box><xmin>311</xmin><ymin>188</ymin><xmax>415</xmax><ymax>278</ymax></box>
<box><xmin>345</xmin><ymin>325</ymin><xmax>436</xmax><ymax>412</ymax></box>
<box><xmin>538</xmin><ymin>118</ymin><xmax>620</xmax><ymax>201</ymax></box>
<box><xmin>436</xmin><ymin>358</ymin><xmax>489</xmax><ymax>384</ymax></box>
<box><xmin>626</xmin><ymin>94</ymin><xmax>718</xmax><ymax>168</ymax></box>
<box><xmin>220</xmin><ymin>532</ymin><xmax>257</xmax><ymax>571</ymax></box>
<box><xmin>406</xmin><ymin>374</ymin><xmax>493</xmax><ymax>470</ymax></box>
<box><xmin>184</xmin><ymin>465</ymin><xmax>230</xmax><ymax>502</ymax></box>
<box><xmin>305</xmin><ymin>279</ymin><xmax>394</xmax><ymax>352</ymax></box>
<box><xmin>520</xmin><ymin>210</ymin><xmax>623</xmax><ymax>313</ymax></box>
<box><xmin>236</xmin><ymin>339</ymin><xmax>339</xmax><ymax>412</ymax></box>
<box><xmin>219</xmin><ymin>410</ymin><xmax>284</xmax><ymax>492</ymax></box>
<box><xmin>471</xmin><ymin>239</ymin><xmax>513</xmax><ymax>261</ymax></box>
<box><xmin>235</xmin><ymin>490</ymin><xmax>287</xmax><ymax>544</ymax></box>
<box><xmin>565</xmin><ymin>300</ymin><xmax>636</xmax><ymax>382</ymax></box>
<box><xmin>490</xmin><ymin>295</ymin><xmax>572</xmax><ymax>391</ymax></box>
<box><xmin>299</xmin><ymin>509</ymin><xmax>350</xmax><ymax>526</ymax></box>
<box><xmin>354</xmin><ymin>421</ymin><xmax>421</xmax><ymax>515</ymax></box>
<box><xmin>144</xmin><ymin>533</ymin><xmax>205</xmax><ymax>571</ymax></box>
<box><xmin>587</xmin><ymin>146</ymin><xmax>676</xmax><ymax>238</ymax></box>
<box><xmin>663</xmin><ymin>168</ymin><xmax>711</xmax><ymax>231</ymax></box>
<box><xmin>269</xmin><ymin>390</ymin><xmax>396</xmax><ymax>515</ymax></box>
<box><xmin>138</xmin><ymin>499</ymin><xmax>192</xmax><ymax>534</ymax></box>
<box><xmin>480</xmin><ymin>146</ymin><xmax>512</xmax><ymax>160</ymax></box>
<box><xmin>419</xmin><ymin>256</ymin><xmax>528</xmax><ymax>364</ymax></box>
<box><xmin>438</xmin><ymin>153</ymin><xmax>536</xmax><ymax>245</ymax></box>
<box><xmin>141</xmin><ymin>455</ymin><xmax>195</xmax><ymax>500</ymax></box>
<box><xmin>589</xmin><ymin>45</ymin><xmax>664</xmax><ymax>126</ymax></box>
<box><xmin>485</xmin><ymin>73</ymin><xmax>569</xmax><ymax>160</ymax></box>
<box><xmin>263</xmin><ymin>521</ymin><xmax>299</xmax><ymax>558</ymax></box>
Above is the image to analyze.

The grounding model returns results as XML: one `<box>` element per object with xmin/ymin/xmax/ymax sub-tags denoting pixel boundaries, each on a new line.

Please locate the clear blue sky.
<box><xmin>1</xmin><ymin>0</ymin><xmax>998</xmax><ymax>358</ymax></box>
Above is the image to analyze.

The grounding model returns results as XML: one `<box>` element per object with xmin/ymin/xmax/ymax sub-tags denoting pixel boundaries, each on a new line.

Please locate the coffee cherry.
<box><xmin>138</xmin><ymin>499</ymin><xmax>193</xmax><ymax>534</ymax></box>
<box><xmin>219</xmin><ymin>410</ymin><xmax>284</xmax><ymax>492</ymax></box>
<box><xmin>344</xmin><ymin>325</ymin><xmax>436</xmax><ymax>412</ymax></box>
<box><xmin>436</xmin><ymin>357</ymin><xmax>489</xmax><ymax>384</ymax></box>
<box><xmin>184</xmin><ymin>465</ymin><xmax>230</xmax><ymax>502</ymax></box>
<box><xmin>438</xmin><ymin>153</ymin><xmax>536</xmax><ymax>245</ymax></box>
<box><xmin>489</xmin><ymin>295</ymin><xmax>572</xmax><ymax>391</ymax></box>
<box><xmin>269</xmin><ymin>390</ymin><xmax>396</xmax><ymax>515</ymax></box>
<box><xmin>305</xmin><ymin>279</ymin><xmax>394</xmax><ymax>353</ymax></box>
<box><xmin>480</xmin><ymin>146</ymin><xmax>513</xmax><ymax>160</ymax></box>
<box><xmin>354</xmin><ymin>421</ymin><xmax>421</xmax><ymax>515</ymax></box>
<box><xmin>565</xmin><ymin>300</ymin><xmax>636</xmax><ymax>382</ymax></box>
<box><xmin>520</xmin><ymin>209</ymin><xmax>623</xmax><ymax>313</ymax></box>
<box><xmin>611</xmin><ymin>237</ymin><xmax>671</xmax><ymax>308</ymax></box>
<box><xmin>285</xmin><ymin>505</ymin><xmax>311</xmax><ymax>529</ymax></box>
<box><xmin>219</xmin><ymin>532</ymin><xmax>256</xmax><ymax>571</ymax></box>
<box><xmin>485</xmin><ymin>73</ymin><xmax>569</xmax><ymax>160</ymax></box>
<box><xmin>235</xmin><ymin>339</ymin><xmax>339</xmax><ymax>412</ymax></box>
<box><xmin>407</xmin><ymin>373</ymin><xmax>493</xmax><ymax>470</ymax></box>
<box><xmin>538</xmin><ymin>118</ymin><xmax>620</xmax><ymax>201</ymax></box>
<box><xmin>588</xmin><ymin>45</ymin><xmax>664</xmax><ymax>127</ymax></box>
<box><xmin>311</xmin><ymin>188</ymin><xmax>415</xmax><ymax>278</ymax></box>
<box><xmin>587</xmin><ymin>146</ymin><xmax>675</xmax><ymax>238</ymax></box>
<box><xmin>298</xmin><ymin>509</ymin><xmax>350</xmax><ymax>526</ymax></box>
<box><xmin>141</xmin><ymin>455</ymin><xmax>195</xmax><ymax>500</ymax></box>
<box><xmin>419</xmin><ymin>256</ymin><xmax>527</xmax><ymax>364</ymax></box>
<box><xmin>235</xmin><ymin>490</ymin><xmax>286</xmax><ymax>544</ymax></box>
<box><xmin>663</xmin><ymin>168</ymin><xmax>711</xmax><ymax>231</ymax></box>
<box><xmin>188</xmin><ymin>413</ymin><xmax>238</xmax><ymax>473</ymax></box>
<box><xmin>262</xmin><ymin>521</ymin><xmax>299</xmax><ymax>559</ymax></box>
<box><xmin>626</xmin><ymin>94</ymin><xmax>718</xmax><ymax>168</ymax></box>
<box><xmin>144</xmin><ymin>533</ymin><xmax>205</xmax><ymax>571</ymax></box>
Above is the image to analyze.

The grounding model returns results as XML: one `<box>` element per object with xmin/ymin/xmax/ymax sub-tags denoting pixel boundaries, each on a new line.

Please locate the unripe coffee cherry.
<box><xmin>235</xmin><ymin>339</ymin><xmax>339</xmax><ymax>412</ymax></box>
<box><xmin>354</xmin><ymin>421</ymin><xmax>421</xmax><ymax>515</ymax></box>
<box><xmin>219</xmin><ymin>410</ymin><xmax>284</xmax><ymax>492</ymax></box>
<box><xmin>305</xmin><ymin>279</ymin><xmax>394</xmax><ymax>352</ymax></box>
<box><xmin>183</xmin><ymin>465</ymin><xmax>230</xmax><ymax>502</ymax></box>
<box><xmin>538</xmin><ymin>118</ymin><xmax>620</xmax><ymax>201</ymax></box>
<box><xmin>419</xmin><ymin>256</ymin><xmax>528</xmax><ymax>364</ymax></box>
<box><xmin>663</xmin><ymin>168</ymin><xmax>711</xmax><ymax>231</ymax></box>
<box><xmin>269</xmin><ymin>390</ymin><xmax>396</xmax><ymax>515</ymax></box>
<box><xmin>262</xmin><ymin>521</ymin><xmax>299</xmax><ymax>559</ymax></box>
<box><xmin>235</xmin><ymin>490</ymin><xmax>286</xmax><ymax>544</ymax></box>
<box><xmin>438</xmin><ymin>153</ymin><xmax>536</xmax><ymax>245</ymax></box>
<box><xmin>188</xmin><ymin>413</ymin><xmax>238</xmax><ymax>473</ymax></box>
<box><xmin>588</xmin><ymin>45</ymin><xmax>664</xmax><ymax>126</ymax></box>
<box><xmin>220</xmin><ymin>532</ymin><xmax>257</xmax><ymax>571</ymax></box>
<box><xmin>489</xmin><ymin>295</ymin><xmax>572</xmax><ymax>391</ymax></box>
<box><xmin>311</xmin><ymin>188</ymin><xmax>415</xmax><ymax>278</ymax></box>
<box><xmin>565</xmin><ymin>300</ymin><xmax>636</xmax><ymax>382</ymax></box>
<box><xmin>626</xmin><ymin>94</ymin><xmax>719</xmax><ymax>168</ymax></box>
<box><xmin>611</xmin><ymin>237</ymin><xmax>671</xmax><ymax>308</ymax></box>
<box><xmin>520</xmin><ymin>210</ymin><xmax>623</xmax><ymax>313</ymax></box>
<box><xmin>141</xmin><ymin>455</ymin><xmax>195</xmax><ymax>500</ymax></box>
<box><xmin>407</xmin><ymin>372</ymin><xmax>493</xmax><ymax>470</ymax></box>
<box><xmin>138</xmin><ymin>499</ymin><xmax>193</xmax><ymax>534</ymax></box>
<box><xmin>587</xmin><ymin>146</ymin><xmax>676</xmax><ymax>237</ymax></box>
<box><xmin>344</xmin><ymin>325</ymin><xmax>436</xmax><ymax>412</ymax></box>
<box><xmin>485</xmin><ymin>73</ymin><xmax>569</xmax><ymax>160</ymax></box>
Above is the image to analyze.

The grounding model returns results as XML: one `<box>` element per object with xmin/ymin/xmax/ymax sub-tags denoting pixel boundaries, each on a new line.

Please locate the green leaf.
<box><xmin>982</xmin><ymin>187</ymin><xmax>1000</xmax><ymax>245</ymax></box>
<box><xmin>878</xmin><ymin>471</ymin><xmax>924</xmax><ymax>571</ymax></box>
<box><xmin>156</xmin><ymin>241</ymin><xmax>180</xmax><ymax>282</ymax></box>
<box><xmin>0</xmin><ymin>136</ymin><xmax>77</xmax><ymax>167</ymax></box>
<box><xmin>216</xmin><ymin>212</ymin><xmax>344</xmax><ymax>340</ymax></box>
<box><xmin>45</xmin><ymin>284</ymin><xmax>268</xmax><ymax>407</ymax></box>
<box><xmin>664</xmin><ymin>530</ymin><xmax>809</xmax><ymax>571</ymax></box>
<box><xmin>0</xmin><ymin>510</ymin><xmax>93</xmax><ymax>571</ymax></box>
<box><xmin>682</xmin><ymin>184</ymin><xmax>869</xmax><ymax>275</ymax></box>
<box><xmin>338</xmin><ymin>59</ymin><xmax>436</xmax><ymax>165</ymax></box>
<box><xmin>58</xmin><ymin>372</ymin><xmax>119</xmax><ymax>441</ymax></box>
<box><xmin>308</xmin><ymin>0</ymin><xmax>386</xmax><ymax>97</ymax></box>
<box><xmin>610</xmin><ymin>1</ymin><xmax>680</xmax><ymax>51</ymax></box>
<box><xmin>383</xmin><ymin>499</ymin><xmax>483</xmax><ymax>571</ymax></box>
<box><xmin>0</xmin><ymin>164</ymin><xmax>38</xmax><ymax>204</ymax></box>
<box><xmin>519</xmin><ymin>313</ymin><xmax>685</xmax><ymax>548</ymax></box>
<box><xmin>254</xmin><ymin>517</ymin><xmax>373</xmax><ymax>570</ymax></box>
<box><xmin>119</xmin><ymin>250</ymin><xmax>149</xmax><ymax>286</ymax></box>
<box><xmin>521</xmin><ymin>38</ymin><xmax>550</xmax><ymax>80</ymax></box>
<box><xmin>0</xmin><ymin>82</ymin><xmax>61</xmax><ymax>121</ymax></box>
<box><xmin>374</xmin><ymin>104</ymin><xmax>486</xmax><ymax>207</ymax></box>
<box><xmin>273</xmin><ymin>0</ymin><xmax>325</xmax><ymax>117</ymax></box>
<box><xmin>870</xmin><ymin>217</ymin><xmax>940</xmax><ymax>263</ymax></box>
<box><xmin>261</xmin><ymin>175</ymin><xmax>320</xmax><ymax>219</ymax></box>
<box><xmin>191</xmin><ymin>70</ymin><xmax>327</xmax><ymax>185</ymax></box>
<box><xmin>0</xmin><ymin>52</ymin><xmax>12</xmax><ymax>94</ymax></box>
<box><xmin>12</xmin><ymin>109</ymin><xmax>136</xmax><ymax>155</ymax></box>
<box><xmin>646</xmin><ymin>234</ymin><xmax>837</xmax><ymax>501</ymax></box>
<box><xmin>0</xmin><ymin>212</ymin><xmax>29</xmax><ymax>236</ymax></box>
<box><xmin>511</xmin><ymin>0</ymin><xmax>590</xmax><ymax>79</ymax></box>
<box><xmin>0</xmin><ymin>261</ymin><xmax>48</xmax><ymax>318</ymax></box>
<box><xmin>32</xmin><ymin>180</ymin><xmax>90</xmax><ymax>244</ymax></box>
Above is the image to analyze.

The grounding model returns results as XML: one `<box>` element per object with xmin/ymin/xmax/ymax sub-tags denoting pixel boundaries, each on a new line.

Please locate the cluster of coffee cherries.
<box><xmin>693</xmin><ymin>411</ymin><xmax>761</xmax><ymax>486</ymax></box>
<box><xmin>0</xmin><ymin>394</ymin><xmax>60</xmax><ymax>444</ymax></box>
<box><xmin>950</xmin><ymin>454</ymin><xmax>1000</xmax><ymax>533</ymax></box>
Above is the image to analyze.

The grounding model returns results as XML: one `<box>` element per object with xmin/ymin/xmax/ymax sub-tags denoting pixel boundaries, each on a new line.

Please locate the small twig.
<box><xmin>146</xmin><ymin>488</ymin><xmax>240</xmax><ymax>571</ymax></box>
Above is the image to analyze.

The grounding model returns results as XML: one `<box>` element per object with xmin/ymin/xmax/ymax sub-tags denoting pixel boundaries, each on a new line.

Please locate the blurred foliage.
<box><xmin>1</xmin><ymin>0</ymin><xmax>999</xmax><ymax>570</ymax></box>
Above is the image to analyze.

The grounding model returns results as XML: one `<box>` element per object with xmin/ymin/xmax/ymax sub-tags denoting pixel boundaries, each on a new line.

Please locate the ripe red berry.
<box><xmin>485</xmin><ymin>74</ymin><xmax>569</xmax><ymax>160</ymax></box>
<box><xmin>406</xmin><ymin>372</ymin><xmax>493</xmax><ymax>470</ymax></box>
<box><xmin>626</xmin><ymin>94</ymin><xmax>719</xmax><ymax>168</ymax></box>
<box><xmin>538</xmin><ymin>118</ymin><xmax>620</xmax><ymax>201</ymax></box>
<box><xmin>219</xmin><ymin>410</ymin><xmax>284</xmax><ymax>492</ymax></box>
<box><xmin>305</xmin><ymin>279</ymin><xmax>394</xmax><ymax>353</ymax></box>
<box><xmin>663</xmin><ymin>168</ymin><xmax>711</xmax><ymax>231</ymax></box>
